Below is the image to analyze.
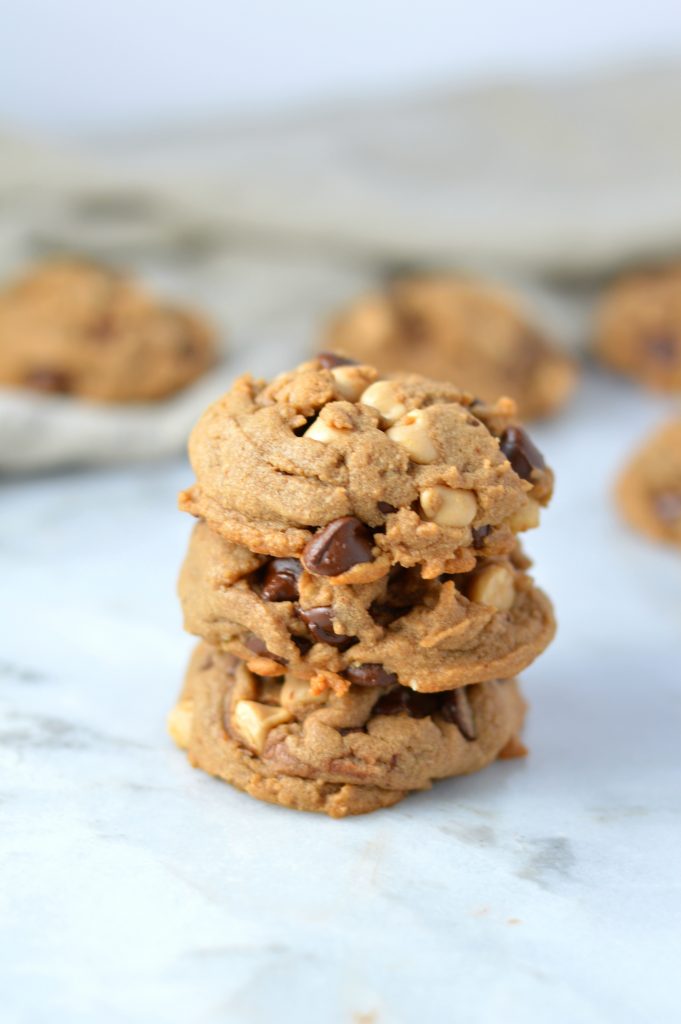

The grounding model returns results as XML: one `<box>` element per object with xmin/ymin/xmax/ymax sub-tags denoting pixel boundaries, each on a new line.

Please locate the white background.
<box><xmin>4</xmin><ymin>0</ymin><xmax>681</xmax><ymax>134</ymax></box>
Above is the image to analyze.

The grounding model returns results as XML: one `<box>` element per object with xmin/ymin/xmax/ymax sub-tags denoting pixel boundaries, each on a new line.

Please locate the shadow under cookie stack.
<box><xmin>169</xmin><ymin>354</ymin><xmax>556</xmax><ymax>817</ymax></box>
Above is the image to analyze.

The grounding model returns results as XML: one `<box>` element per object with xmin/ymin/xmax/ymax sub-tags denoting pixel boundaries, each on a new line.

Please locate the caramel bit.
<box><xmin>497</xmin><ymin>735</ymin><xmax>528</xmax><ymax>759</ymax></box>
<box><xmin>246</xmin><ymin>656</ymin><xmax>286</xmax><ymax>677</ymax></box>
<box><xmin>310</xmin><ymin>669</ymin><xmax>351</xmax><ymax>697</ymax></box>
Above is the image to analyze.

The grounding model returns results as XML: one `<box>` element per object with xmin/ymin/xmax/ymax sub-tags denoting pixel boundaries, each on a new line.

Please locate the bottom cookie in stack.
<box><xmin>168</xmin><ymin>643</ymin><xmax>527</xmax><ymax>818</ymax></box>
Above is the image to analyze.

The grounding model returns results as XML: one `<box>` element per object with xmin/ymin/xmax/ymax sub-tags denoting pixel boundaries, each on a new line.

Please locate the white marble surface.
<box><xmin>1</xmin><ymin>370</ymin><xmax>680</xmax><ymax>1024</ymax></box>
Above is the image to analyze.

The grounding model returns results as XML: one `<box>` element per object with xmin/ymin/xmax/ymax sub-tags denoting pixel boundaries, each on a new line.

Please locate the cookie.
<box><xmin>323</xmin><ymin>276</ymin><xmax>577</xmax><ymax>420</ymax></box>
<box><xmin>596</xmin><ymin>265</ymin><xmax>681</xmax><ymax>391</ymax></box>
<box><xmin>169</xmin><ymin>643</ymin><xmax>527</xmax><ymax>817</ymax></box>
<box><xmin>616</xmin><ymin>420</ymin><xmax>681</xmax><ymax>547</ymax></box>
<box><xmin>0</xmin><ymin>259</ymin><xmax>217</xmax><ymax>402</ymax></box>
<box><xmin>179</xmin><ymin>357</ymin><xmax>554</xmax><ymax>579</ymax></box>
<box><xmin>179</xmin><ymin>521</ymin><xmax>555</xmax><ymax>692</ymax></box>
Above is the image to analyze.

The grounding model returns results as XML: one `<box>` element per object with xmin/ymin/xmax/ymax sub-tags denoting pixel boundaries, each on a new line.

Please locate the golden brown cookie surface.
<box><xmin>0</xmin><ymin>259</ymin><xmax>217</xmax><ymax>402</ymax></box>
<box><xmin>596</xmin><ymin>265</ymin><xmax>681</xmax><ymax>391</ymax></box>
<box><xmin>180</xmin><ymin>357</ymin><xmax>554</xmax><ymax>579</ymax></box>
<box><xmin>179</xmin><ymin>522</ymin><xmax>555</xmax><ymax>692</ymax></box>
<box><xmin>169</xmin><ymin>644</ymin><xmax>527</xmax><ymax>817</ymax></box>
<box><xmin>616</xmin><ymin>420</ymin><xmax>681</xmax><ymax>548</ymax></box>
<box><xmin>323</xmin><ymin>276</ymin><xmax>577</xmax><ymax>420</ymax></box>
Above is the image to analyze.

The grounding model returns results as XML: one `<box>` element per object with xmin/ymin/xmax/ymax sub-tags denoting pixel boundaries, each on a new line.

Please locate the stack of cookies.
<box><xmin>169</xmin><ymin>354</ymin><xmax>556</xmax><ymax>817</ymax></box>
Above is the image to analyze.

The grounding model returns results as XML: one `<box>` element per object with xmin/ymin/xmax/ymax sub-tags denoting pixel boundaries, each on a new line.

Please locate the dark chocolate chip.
<box><xmin>302</xmin><ymin>516</ymin><xmax>375</xmax><ymax>577</ymax></box>
<box><xmin>297</xmin><ymin>606</ymin><xmax>357</xmax><ymax>650</ymax></box>
<box><xmin>499</xmin><ymin>426</ymin><xmax>546</xmax><ymax>481</ymax></box>
<box><xmin>344</xmin><ymin>663</ymin><xmax>398</xmax><ymax>688</ymax></box>
<box><xmin>645</xmin><ymin>334</ymin><xmax>678</xmax><ymax>365</ymax></box>
<box><xmin>440</xmin><ymin>571</ymin><xmax>472</xmax><ymax>596</ymax></box>
<box><xmin>243</xmin><ymin>634</ymin><xmax>286</xmax><ymax>665</ymax></box>
<box><xmin>373</xmin><ymin>687</ymin><xmax>441</xmax><ymax>718</ymax></box>
<box><xmin>378</xmin><ymin>501</ymin><xmax>398</xmax><ymax>514</ymax></box>
<box><xmin>372</xmin><ymin>684</ymin><xmax>477</xmax><ymax>736</ymax></box>
<box><xmin>472</xmin><ymin>524</ymin><xmax>491</xmax><ymax>549</ymax></box>
<box><xmin>439</xmin><ymin>687</ymin><xmax>477</xmax><ymax>741</ymax></box>
<box><xmin>293</xmin><ymin>418</ymin><xmax>315</xmax><ymax>437</ymax></box>
<box><xmin>261</xmin><ymin>558</ymin><xmax>303</xmax><ymax>602</ymax></box>
<box><xmin>368</xmin><ymin>602</ymin><xmax>398</xmax><ymax>627</ymax></box>
<box><xmin>653</xmin><ymin>490</ymin><xmax>681</xmax><ymax>525</ymax></box>
<box><xmin>291</xmin><ymin>635</ymin><xmax>313</xmax><ymax>655</ymax></box>
<box><xmin>318</xmin><ymin>352</ymin><xmax>359</xmax><ymax>369</ymax></box>
<box><xmin>25</xmin><ymin>369</ymin><xmax>71</xmax><ymax>394</ymax></box>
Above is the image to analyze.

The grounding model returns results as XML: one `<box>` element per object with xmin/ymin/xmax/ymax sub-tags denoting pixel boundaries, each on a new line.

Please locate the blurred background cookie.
<box><xmin>322</xmin><ymin>275</ymin><xmax>579</xmax><ymax>420</ymax></box>
<box><xmin>616</xmin><ymin>419</ymin><xmax>681</xmax><ymax>548</ymax></box>
<box><xmin>0</xmin><ymin>258</ymin><xmax>217</xmax><ymax>402</ymax></box>
<box><xmin>596</xmin><ymin>264</ymin><xmax>681</xmax><ymax>391</ymax></box>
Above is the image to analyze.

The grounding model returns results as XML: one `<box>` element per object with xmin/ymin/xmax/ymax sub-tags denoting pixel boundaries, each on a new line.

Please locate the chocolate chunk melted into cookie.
<box><xmin>500</xmin><ymin>426</ymin><xmax>545</xmax><ymax>481</ymax></box>
<box><xmin>378</xmin><ymin>501</ymin><xmax>397</xmax><ymax>514</ymax></box>
<box><xmin>25</xmin><ymin>368</ymin><xmax>71</xmax><ymax>393</ymax></box>
<box><xmin>317</xmin><ymin>352</ymin><xmax>358</xmax><ymax>369</ymax></box>
<box><xmin>472</xmin><ymin>524</ymin><xmax>491</xmax><ymax>548</ymax></box>
<box><xmin>302</xmin><ymin>516</ymin><xmax>375</xmax><ymax>576</ymax></box>
<box><xmin>291</xmin><ymin>635</ymin><xmax>313</xmax><ymax>655</ymax></box>
<box><xmin>653</xmin><ymin>490</ymin><xmax>681</xmax><ymax>524</ymax></box>
<box><xmin>370</xmin><ymin>565</ymin><xmax>429</xmax><ymax>626</ymax></box>
<box><xmin>244</xmin><ymin>634</ymin><xmax>287</xmax><ymax>665</ymax></box>
<box><xmin>344</xmin><ymin>664</ymin><xmax>398</xmax><ymax>687</ymax></box>
<box><xmin>373</xmin><ymin>687</ymin><xmax>441</xmax><ymax>718</ymax></box>
<box><xmin>261</xmin><ymin>558</ymin><xmax>303</xmax><ymax>602</ymax></box>
<box><xmin>439</xmin><ymin>688</ymin><xmax>477</xmax><ymax>740</ymax></box>
<box><xmin>374</xmin><ymin>685</ymin><xmax>477</xmax><ymax>739</ymax></box>
<box><xmin>298</xmin><ymin>606</ymin><xmax>357</xmax><ymax>650</ymax></box>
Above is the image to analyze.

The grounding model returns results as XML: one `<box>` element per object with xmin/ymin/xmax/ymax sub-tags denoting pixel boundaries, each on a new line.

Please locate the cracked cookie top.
<box><xmin>0</xmin><ymin>259</ymin><xmax>217</xmax><ymax>402</ymax></box>
<box><xmin>180</xmin><ymin>356</ymin><xmax>554</xmax><ymax>579</ymax></box>
<box><xmin>323</xmin><ymin>275</ymin><xmax>577</xmax><ymax>420</ymax></box>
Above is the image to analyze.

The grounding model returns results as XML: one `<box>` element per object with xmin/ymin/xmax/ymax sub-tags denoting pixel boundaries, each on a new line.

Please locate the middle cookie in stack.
<box><xmin>173</xmin><ymin>354</ymin><xmax>556</xmax><ymax>815</ymax></box>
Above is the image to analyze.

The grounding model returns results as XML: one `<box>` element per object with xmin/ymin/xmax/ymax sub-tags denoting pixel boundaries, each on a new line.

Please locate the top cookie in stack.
<box><xmin>178</xmin><ymin>354</ymin><xmax>555</xmax><ymax>696</ymax></box>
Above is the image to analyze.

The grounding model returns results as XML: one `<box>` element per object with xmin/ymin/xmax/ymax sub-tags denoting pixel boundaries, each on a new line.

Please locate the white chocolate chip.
<box><xmin>386</xmin><ymin>409</ymin><xmax>437</xmax><ymax>464</ymax></box>
<box><xmin>330</xmin><ymin>365</ymin><xmax>366</xmax><ymax>401</ymax></box>
<box><xmin>420</xmin><ymin>485</ymin><xmax>477</xmax><ymax>527</ymax></box>
<box><xmin>167</xmin><ymin>700</ymin><xmax>193</xmax><ymax>749</ymax></box>
<box><xmin>304</xmin><ymin>417</ymin><xmax>350</xmax><ymax>443</ymax></box>
<box><xmin>280</xmin><ymin>677</ymin><xmax>327</xmax><ymax>711</ymax></box>
<box><xmin>232</xmin><ymin>700</ymin><xmax>292</xmax><ymax>754</ymax></box>
<box><xmin>469</xmin><ymin>564</ymin><xmax>515</xmax><ymax>611</ymax></box>
<box><xmin>359</xmin><ymin>380</ymin><xmax>406</xmax><ymax>426</ymax></box>
<box><xmin>506</xmin><ymin>498</ymin><xmax>541</xmax><ymax>532</ymax></box>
